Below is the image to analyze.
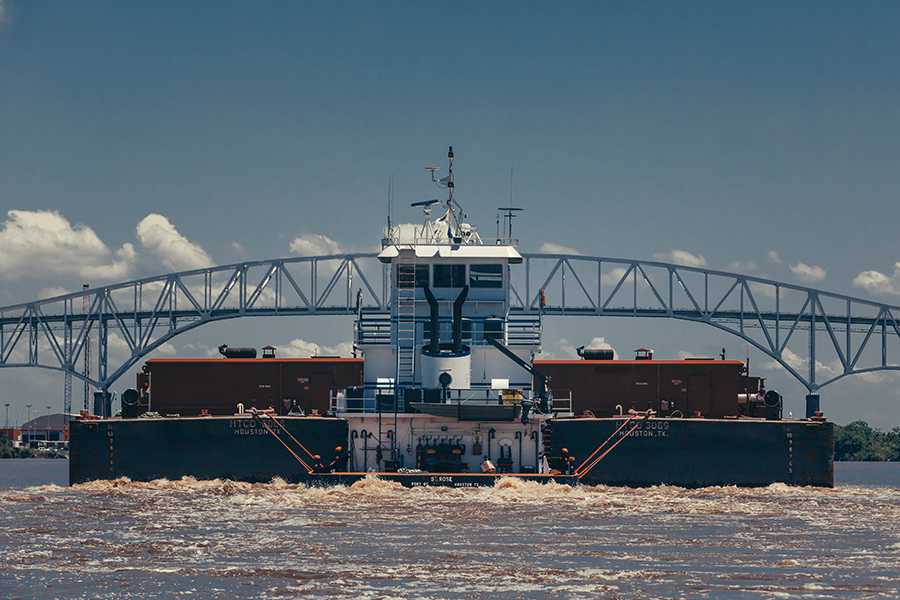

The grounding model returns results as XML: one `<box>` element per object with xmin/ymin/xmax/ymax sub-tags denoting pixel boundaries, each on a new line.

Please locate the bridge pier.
<box><xmin>806</xmin><ymin>394</ymin><xmax>820</xmax><ymax>419</ymax></box>
<box><xmin>93</xmin><ymin>391</ymin><xmax>113</xmax><ymax>418</ymax></box>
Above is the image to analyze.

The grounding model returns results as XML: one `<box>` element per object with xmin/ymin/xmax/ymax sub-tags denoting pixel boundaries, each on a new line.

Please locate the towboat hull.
<box><xmin>306</xmin><ymin>472</ymin><xmax>578</xmax><ymax>488</ymax></box>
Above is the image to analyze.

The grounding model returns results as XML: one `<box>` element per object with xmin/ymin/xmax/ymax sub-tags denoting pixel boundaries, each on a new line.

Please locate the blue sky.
<box><xmin>1</xmin><ymin>1</ymin><xmax>898</xmax><ymax>428</ymax></box>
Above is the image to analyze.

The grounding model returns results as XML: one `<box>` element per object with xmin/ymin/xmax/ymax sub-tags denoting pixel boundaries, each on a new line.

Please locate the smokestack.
<box><xmin>453</xmin><ymin>286</ymin><xmax>469</xmax><ymax>353</ymax></box>
<box><xmin>423</xmin><ymin>285</ymin><xmax>440</xmax><ymax>353</ymax></box>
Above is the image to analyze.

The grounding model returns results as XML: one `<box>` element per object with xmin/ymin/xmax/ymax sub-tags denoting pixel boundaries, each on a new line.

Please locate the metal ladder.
<box><xmin>384</xmin><ymin>252</ymin><xmax>417</xmax><ymax>468</ymax></box>
<box><xmin>395</xmin><ymin>255</ymin><xmax>417</xmax><ymax>387</ymax></box>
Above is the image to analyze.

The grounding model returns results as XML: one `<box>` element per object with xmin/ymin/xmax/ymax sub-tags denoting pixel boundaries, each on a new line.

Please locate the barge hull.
<box><xmin>548</xmin><ymin>417</ymin><xmax>834</xmax><ymax>487</ymax></box>
<box><xmin>69</xmin><ymin>416</ymin><xmax>348</xmax><ymax>484</ymax></box>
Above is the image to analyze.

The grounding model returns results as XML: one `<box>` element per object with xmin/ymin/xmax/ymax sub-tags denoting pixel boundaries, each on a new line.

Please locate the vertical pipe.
<box><xmin>525</xmin><ymin>257</ymin><xmax>531</xmax><ymax>310</ymax></box>
<box><xmin>424</xmin><ymin>285</ymin><xmax>440</xmax><ymax>353</ymax></box>
<box><xmin>99</xmin><ymin>316</ymin><xmax>108</xmax><ymax>382</ymax></box>
<box><xmin>740</xmin><ymin>280</ymin><xmax>745</xmax><ymax>335</ymax></box>
<box><xmin>516</xmin><ymin>431</ymin><xmax>523</xmax><ymax>473</ymax></box>
<box><xmin>705</xmin><ymin>273</ymin><xmax>708</xmax><ymax>313</ymax></box>
<box><xmin>383</xmin><ymin>262</ymin><xmax>389</xmax><ymax>311</ymax></box>
<box><xmin>809</xmin><ymin>294</ymin><xmax>816</xmax><ymax>387</ymax></box>
<box><xmin>776</xmin><ymin>286</ymin><xmax>780</xmax><ymax>351</ymax></box>
<box><xmin>632</xmin><ymin>264</ymin><xmax>637</xmax><ymax>316</ymax></box>
<box><xmin>347</xmin><ymin>261</ymin><xmax>353</xmax><ymax>310</ymax></box>
<box><xmin>846</xmin><ymin>299</ymin><xmax>851</xmax><ymax>367</ymax></box>
<box><xmin>452</xmin><ymin>286</ymin><xmax>468</xmax><ymax>353</ymax></box>
<box><xmin>561</xmin><ymin>260</ymin><xmax>566</xmax><ymax>315</ymax></box>
<box><xmin>668</xmin><ymin>268</ymin><xmax>673</xmax><ymax>314</ymax></box>
<box><xmin>597</xmin><ymin>259</ymin><xmax>602</xmax><ymax>315</ymax></box>
<box><xmin>362</xmin><ymin>430</ymin><xmax>368</xmax><ymax>471</ymax></box>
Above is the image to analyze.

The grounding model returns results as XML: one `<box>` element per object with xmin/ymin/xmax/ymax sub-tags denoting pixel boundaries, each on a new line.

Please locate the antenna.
<box><xmin>429</xmin><ymin>147</ymin><xmax>455</xmax><ymax>202</ymax></box>
<box><xmin>498</xmin><ymin>207</ymin><xmax>523</xmax><ymax>240</ymax></box>
<box><xmin>386</xmin><ymin>174</ymin><xmax>394</xmax><ymax>237</ymax></box>
<box><xmin>83</xmin><ymin>284</ymin><xmax>92</xmax><ymax>411</ymax></box>
<box><xmin>420</xmin><ymin>147</ymin><xmax>480</xmax><ymax>244</ymax></box>
<box><xmin>497</xmin><ymin>165</ymin><xmax>523</xmax><ymax>240</ymax></box>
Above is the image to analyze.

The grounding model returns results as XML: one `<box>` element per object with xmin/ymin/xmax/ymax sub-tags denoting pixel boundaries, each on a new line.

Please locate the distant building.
<box><xmin>0</xmin><ymin>428</ymin><xmax>21</xmax><ymax>443</ymax></box>
<box><xmin>19</xmin><ymin>414</ymin><xmax>74</xmax><ymax>449</ymax></box>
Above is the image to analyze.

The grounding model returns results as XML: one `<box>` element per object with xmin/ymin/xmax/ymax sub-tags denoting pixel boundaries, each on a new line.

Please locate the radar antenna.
<box><xmin>415</xmin><ymin>147</ymin><xmax>479</xmax><ymax>244</ymax></box>
<box><xmin>498</xmin><ymin>207</ymin><xmax>523</xmax><ymax>241</ymax></box>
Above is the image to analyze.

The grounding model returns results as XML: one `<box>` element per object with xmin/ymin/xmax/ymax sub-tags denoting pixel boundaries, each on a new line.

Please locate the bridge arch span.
<box><xmin>2</xmin><ymin>253</ymin><xmax>899</xmax><ymax>403</ymax></box>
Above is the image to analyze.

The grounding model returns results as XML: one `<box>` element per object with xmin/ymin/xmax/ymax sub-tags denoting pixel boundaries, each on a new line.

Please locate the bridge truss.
<box><xmin>2</xmin><ymin>253</ymin><xmax>900</xmax><ymax>400</ymax></box>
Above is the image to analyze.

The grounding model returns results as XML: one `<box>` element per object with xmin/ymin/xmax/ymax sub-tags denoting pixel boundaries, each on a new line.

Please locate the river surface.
<box><xmin>1</xmin><ymin>460</ymin><xmax>898</xmax><ymax>599</ymax></box>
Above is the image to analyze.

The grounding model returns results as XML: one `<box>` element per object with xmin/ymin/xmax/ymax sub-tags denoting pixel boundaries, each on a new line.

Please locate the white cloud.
<box><xmin>38</xmin><ymin>287</ymin><xmax>72</xmax><ymax>300</ymax></box>
<box><xmin>289</xmin><ymin>233</ymin><xmax>342</xmax><ymax>256</ymax></box>
<box><xmin>182</xmin><ymin>343</ymin><xmax>223</xmax><ymax>358</ymax></box>
<box><xmin>676</xmin><ymin>350</ymin><xmax>715</xmax><ymax>360</ymax></box>
<box><xmin>541</xmin><ymin>337</ymin><xmax>617</xmax><ymax>360</ymax></box>
<box><xmin>601</xmin><ymin>267</ymin><xmax>630</xmax><ymax>285</ymax></box>
<box><xmin>762</xmin><ymin>348</ymin><xmax>805</xmax><ymax>372</ymax></box>
<box><xmin>583</xmin><ymin>337</ymin><xmax>617</xmax><ymax>359</ymax></box>
<box><xmin>749</xmin><ymin>281</ymin><xmax>778</xmax><ymax>299</ymax></box>
<box><xmin>107</xmin><ymin>331</ymin><xmax>176</xmax><ymax>362</ymax></box>
<box><xmin>0</xmin><ymin>210</ymin><xmax>134</xmax><ymax>281</ymax></box>
<box><xmin>790</xmin><ymin>263</ymin><xmax>826</xmax><ymax>283</ymax></box>
<box><xmin>117</xmin><ymin>242</ymin><xmax>137</xmax><ymax>262</ymax></box>
<box><xmin>761</xmin><ymin>348</ymin><xmax>839</xmax><ymax>378</ymax></box>
<box><xmin>853</xmin><ymin>262</ymin><xmax>900</xmax><ymax>296</ymax></box>
<box><xmin>542</xmin><ymin>338</ymin><xmax>579</xmax><ymax>360</ymax></box>
<box><xmin>278</xmin><ymin>338</ymin><xmax>353</xmax><ymax>358</ymax></box>
<box><xmin>768</xmin><ymin>251</ymin><xmax>782</xmax><ymax>264</ymax></box>
<box><xmin>855</xmin><ymin>370</ymin><xmax>888</xmax><ymax>385</ymax></box>
<box><xmin>136</xmin><ymin>214</ymin><xmax>214</xmax><ymax>272</ymax></box>
<box><xmin>653</xmin><ymin>250</ymin><xmax>707</xmax><ymax>268</ymax></box>
<box><xmin>539</xmin><ymin>243</ymin><xmax>582</xmax><ymax>255</ymax></box>
<box><xmin>180</xmin><ymin>340</ymin><xmax>352</xmax><ymax>359</ymax></box>
<box><xmin>727</xmin><ymin>260</ymin><xmax>757</xmax><ymax>272</ymax></box>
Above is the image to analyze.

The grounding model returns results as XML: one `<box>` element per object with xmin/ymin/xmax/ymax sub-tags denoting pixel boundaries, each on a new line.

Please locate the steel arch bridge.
<box><xmin>2</xmin><ymin>252</ymin><xmax>900</xmax><ymax>400</ymax></box>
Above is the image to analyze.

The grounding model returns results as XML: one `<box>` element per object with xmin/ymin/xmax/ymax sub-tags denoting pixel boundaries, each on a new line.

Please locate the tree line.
<box><xmin>834</xmin><ymin>421</ymin><xmax>900</xmax><ymax>461</ymax></box>
<box><xmin>0</xmin><ymin>434</ymin><xmax>67</xmax><ymax>459</ymax></box>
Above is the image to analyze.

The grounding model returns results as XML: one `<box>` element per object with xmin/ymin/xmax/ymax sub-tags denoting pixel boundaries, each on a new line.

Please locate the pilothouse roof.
<box><xmin>377</xmin><ymin>244</ymin><xmax>523</xmax><ymax>263</ymax></box>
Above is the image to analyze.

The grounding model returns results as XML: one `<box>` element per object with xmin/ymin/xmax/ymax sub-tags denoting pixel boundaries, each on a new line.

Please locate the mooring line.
<box><xmin>576</xmin><ymin>412</ymin><xmax>653</xmax><ymax>479</ymax></box>
<box><xmin>250</xmin><ymin>409</ymin><xmax>313</xmax><ymax>473</ymax></box>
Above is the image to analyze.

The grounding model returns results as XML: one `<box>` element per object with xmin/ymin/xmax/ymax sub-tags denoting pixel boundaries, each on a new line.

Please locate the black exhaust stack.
<box><xmin>423</xmin><ymin>285</ymin><xmax>440</xmax><ymax>353</ymax></box>
<box><xmin>423</xmin><ymin>285</ymin><xmax>469</xmax><ymax>354</ymax></box>
<box><xmin>453</xmin><ymin>286</ymin><xmax>469</xmax><ymax>353</ymax></box>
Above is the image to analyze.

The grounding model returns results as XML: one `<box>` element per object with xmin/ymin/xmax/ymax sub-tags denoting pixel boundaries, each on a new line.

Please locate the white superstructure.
<box><xmin>331</xmin><ymin>148</ymin><xmax>569</xmax><ymax>475</ymax></box>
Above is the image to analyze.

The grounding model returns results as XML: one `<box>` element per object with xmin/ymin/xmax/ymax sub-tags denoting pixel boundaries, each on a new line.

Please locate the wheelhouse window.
<box><xmin>433</xmin><ymin>264</ymin><xmax>466</xmax><ymax>288</ymax></box>
<box><xmin>397</xmin><ymin>264</ymin><xmax>429</xmax><ymax>288</ymax></box>
<box><xmin>469</xmin><ymin>264</ymin><xmax>503</xmax><ymax>288</ymax></box>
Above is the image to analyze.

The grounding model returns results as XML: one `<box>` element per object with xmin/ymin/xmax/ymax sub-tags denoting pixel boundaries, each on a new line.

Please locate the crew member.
<box><xmin>327</xmin><ymin>446</ymin><xmax>346</xmax><ymax>472</ymax></box>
